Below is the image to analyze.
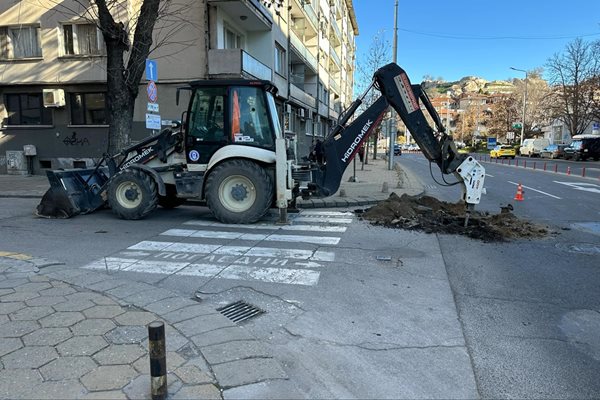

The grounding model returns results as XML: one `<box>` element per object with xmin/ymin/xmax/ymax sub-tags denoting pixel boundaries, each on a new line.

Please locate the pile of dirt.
<box><xmin>358</xmin><ymin>193</ymin><xmax>549</xmax><ymax>242</ymax></box>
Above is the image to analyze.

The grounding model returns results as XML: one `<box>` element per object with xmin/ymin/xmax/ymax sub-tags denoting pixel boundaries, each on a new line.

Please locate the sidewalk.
<box><xmin>0</xmin><ymin>157</ymin><xmax>430</xmax><ymax>399</ymax></box>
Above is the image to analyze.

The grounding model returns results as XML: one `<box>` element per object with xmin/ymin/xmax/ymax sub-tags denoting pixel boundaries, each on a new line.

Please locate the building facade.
<box><xmin>0</xmin><ymin>0</ymin><xmax>358</xmax><ymax>174</ymax></box>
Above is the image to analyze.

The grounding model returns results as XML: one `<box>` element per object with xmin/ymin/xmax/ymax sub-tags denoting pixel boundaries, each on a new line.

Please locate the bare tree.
<box><xmin>354</xmin><ymin>31</ymin><xmax>391</xmax><ymax>161</ymax></box>
<box><xmin>486</xmin><ymin>94</ymin><xmax>518</xmax><ymax>142</ymax></box>
<box><xmin>44</xmin><ymin>0</ymin><xmax>197</xmax><ymax>154</ymax></box>
<box><xmin>545</xmin><ymin>38</ymin><xmax>600</xmax><ymax>137</ymax></box>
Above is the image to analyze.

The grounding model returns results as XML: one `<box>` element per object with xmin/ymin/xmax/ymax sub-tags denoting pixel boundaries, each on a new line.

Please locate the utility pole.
<box><xmin>510</xmin><ymin>67</ymin><xmax>528</xmax><ymax>147</ymax></box>
<box><xmin>388</xmin><ymin>0</ymin><xmax>398</xmax><ymax>170</ymax></box>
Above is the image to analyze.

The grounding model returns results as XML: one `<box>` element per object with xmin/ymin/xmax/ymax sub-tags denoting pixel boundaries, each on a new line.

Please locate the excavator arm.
<box><xmin>306</xmin><ymin>62</ymin><xmax>485</xmax><ymax>210</ymax></box>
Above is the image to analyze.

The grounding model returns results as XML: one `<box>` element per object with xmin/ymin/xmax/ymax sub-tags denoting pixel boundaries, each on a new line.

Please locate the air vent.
<box><xmin>217</xmin><ymin>301</ymin><xmax>264</xmax><ymax>323</ymax></box>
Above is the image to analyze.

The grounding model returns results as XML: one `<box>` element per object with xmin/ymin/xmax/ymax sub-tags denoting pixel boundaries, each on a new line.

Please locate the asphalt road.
<box><xmin>2</xmin><ymin>154</ymin><xmax>600</xmax><ymax>398</ymax></box>
<box><xmin>397</xmin><ymin>152</ymin><xmax>600</xmax><ymax>398</ymax></box>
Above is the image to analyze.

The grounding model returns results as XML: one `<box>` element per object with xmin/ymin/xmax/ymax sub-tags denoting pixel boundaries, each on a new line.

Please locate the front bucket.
<box><xmin>36</xmin><ymin>168</ymin><xmax>110</xmax><ymax>218</ymax></box>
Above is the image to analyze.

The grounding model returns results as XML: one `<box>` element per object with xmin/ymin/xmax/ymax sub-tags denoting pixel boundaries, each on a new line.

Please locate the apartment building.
<box><xmin>0</xmin><ymin>0</ymin><xmax>358</xmax><ymax>174</ymax></box>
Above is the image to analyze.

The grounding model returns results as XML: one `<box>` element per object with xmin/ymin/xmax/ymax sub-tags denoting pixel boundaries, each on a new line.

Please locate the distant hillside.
<box><xmin>422</xmin><ymin>76</ymin><xmax>516</xmax><ymax>97</ymax></box>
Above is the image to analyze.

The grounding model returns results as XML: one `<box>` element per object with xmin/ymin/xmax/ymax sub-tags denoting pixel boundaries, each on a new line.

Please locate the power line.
<box><xmin>399</xmin><ymin>28</ymin><xmax>600</xmax><ymax>41</ymax></box>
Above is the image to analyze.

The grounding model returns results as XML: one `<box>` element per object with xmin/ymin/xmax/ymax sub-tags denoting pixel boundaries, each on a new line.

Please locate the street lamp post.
<box><xmin>388</xmin><ymin>0</ymin><xmax>399</xmax><ymax>170</ymax></box>
<box><xmin>510</xmin><ymin>67</ymin><xmax>528</xmax><ymax>147</ymax></box>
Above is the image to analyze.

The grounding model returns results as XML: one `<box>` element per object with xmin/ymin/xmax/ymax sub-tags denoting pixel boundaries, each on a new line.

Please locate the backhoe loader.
<box><xmin>37</xmin><ymin>63</ymin><xmax>485</xmax><ymax>224</ymax></box>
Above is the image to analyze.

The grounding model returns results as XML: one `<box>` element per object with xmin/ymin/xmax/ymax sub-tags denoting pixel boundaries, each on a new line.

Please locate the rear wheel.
<box><xmin>108</xmin><ymin>169</ymin><xmax>158</xmax><ymax>220</ymax></box>
<box><xmin>205</xmin><ymin>159</ymin><xmax>273</xmax><ymax>224</ymax></box>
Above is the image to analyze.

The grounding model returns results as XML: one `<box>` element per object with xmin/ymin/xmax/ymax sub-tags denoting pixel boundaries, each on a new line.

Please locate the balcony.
<box><xmin>208</xmin><ymin>0</ymin><xmax>272</xmax><ymax>31</ymax></box>
<box><xmin>329</xmin><ymin>47</ymin><xmax>341</xmax><ymax>70</ymax></box>
<box><xmin>290</xmin><ymin>84</ymin><xmax>317</xmax><ymax>109</ymax></box>
<box><xmin>208</xmin><ymin>49</ymin><xmax>272</xmax><ymax>81</ymax></box>
<box><xmin>329</xmin><ymin>78</ymin><xmax>340</xmax><ymax>95</ymax></box>
<box><xmin>303</xmin><ymin>2</ymin><xmax>319</xmax><ymax>32</ymax></box>
<box><xmin>330</xmin><ymin>18</ymin><xmax>341</xmax><ymax>44</ymax></box>
<box><xmin>290</xmin><ymin>31</ymin><xmax>317</xmax><ymax>72</ymax></box>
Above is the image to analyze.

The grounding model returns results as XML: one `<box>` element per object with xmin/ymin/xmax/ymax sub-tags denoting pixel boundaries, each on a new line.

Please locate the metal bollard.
<box><xmin>148</xmin><ymin>321</ymin><xmax>167</xmax><ymax>400</ymax></box>
<box><xmin>543</xmin><ymin>162</ymin><xmax>547</xmax><ymax>171</ymax></box>
<box><xmin>554</xmin><ymin>164</ymin><xmax>558</xmax><ymax>173</ymax></box>
<box><xmin>381</xmin><ymin>182</ymin><xmax>389</xmax><ymax>193</ymax></box>
<box><xmin>582</xmin><ymin>167</ymin><xmax>586</xmax><ymax>177</ymax></box>
<box><xmin>533</xmin><ymin>162</ymin><xmax>536</xmax><ymax>170</ymax></box>
<box><xmin>567</xmin><ymin>166</ymin><xmax>571</xmax><ymax>175</ymax></box>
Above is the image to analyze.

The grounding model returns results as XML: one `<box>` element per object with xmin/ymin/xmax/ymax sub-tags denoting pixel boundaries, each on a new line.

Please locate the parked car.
<box><xmin>490</xmin><ymin>145</ymin><xmax>516</xmax><ymax>159</ymax></box>
<box><xmin>563</xmin><ymin>136</ymin><xmax>600</xmax><ymax>161</ymax></box>
<box><xmin>539</xmin><ymin>144</ymin><xmax>567</xmax><ymax>159</ymax></box>
<box><xmin>519</xmin><ymin>138</ymin><xmax>550</xmax><ymax>157</ymax></box>
<box><xmin>393</xmin><ymin>144</ymin><xmax>402</xmax><ymax>156</ymax></box>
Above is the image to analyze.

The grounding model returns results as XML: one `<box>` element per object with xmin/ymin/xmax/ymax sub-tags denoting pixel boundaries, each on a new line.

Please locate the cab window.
<box><xmin>188</xmin><ymin>87</ymin><xmax>226</xmax><ymax>141</ymax></box>
<box><xmin>230</xmin><ymin>86</ymin><xmax>274</xmax><ymax>148</ymax></box>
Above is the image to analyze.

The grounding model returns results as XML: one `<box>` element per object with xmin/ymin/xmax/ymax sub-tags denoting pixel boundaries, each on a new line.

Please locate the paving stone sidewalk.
<box><xmin>0</xmin><ymin>255</ymin><xmax>287</xmax><ymax>399</ymax></box>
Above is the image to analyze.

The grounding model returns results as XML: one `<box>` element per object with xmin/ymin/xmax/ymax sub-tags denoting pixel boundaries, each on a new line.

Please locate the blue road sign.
<box><xmin>487</xmin><ymin>137</ymin><xmax>497</xmax><ymax>150</ymax></box>
<box><xmin>145</xmin><ymin>59</ymin><xmax>157</xmax><ymax>81</ymax></box>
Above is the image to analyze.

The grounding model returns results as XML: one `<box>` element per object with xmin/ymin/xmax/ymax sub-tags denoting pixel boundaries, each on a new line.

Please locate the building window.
<box><xmin>4</xmin><ymin>93</ymin><xmax>52</xmax><ymax>125</ymax></box>
<box><xmin>62</xmin><ymin>24</ymin><xmax>105</xmax><ymax>56</ymax></box>
<box><xmin>70</xmin><ymin>93</ymin><xmax>107</xmax><ymax>125</ymax></box>
<box><xmin>0</xmin><ymin>26</ymin><xmax>42</xmax><ymax>59</ymax></box>
<box><xmin>274</xmin><ymin>43</ymin><xmax>286</xmax><ymax>76</ymax></box>
<box><xmin>223</xmin><ymin>26</ymin><xmax>243</xmax><ymax>49</ymax></box>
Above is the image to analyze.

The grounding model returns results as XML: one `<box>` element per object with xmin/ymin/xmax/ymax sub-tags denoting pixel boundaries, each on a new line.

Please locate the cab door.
<box><xmin>185</xmin><ymin>87</ymin><xmax>230</xmax><ymax>166</ymax></box>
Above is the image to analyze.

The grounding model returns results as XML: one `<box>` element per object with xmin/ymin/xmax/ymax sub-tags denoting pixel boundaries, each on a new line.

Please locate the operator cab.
<box><xmin>184</xmin><ymin>80</ymin><xmax>281</xmax><ymax>165</ymax></box>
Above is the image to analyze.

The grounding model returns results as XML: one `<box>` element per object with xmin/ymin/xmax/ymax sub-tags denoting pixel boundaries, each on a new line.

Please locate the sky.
<box><xmin>352</xmin><ymin>0</ymin><xmax>600</xmax><ymax>83</ymax></box>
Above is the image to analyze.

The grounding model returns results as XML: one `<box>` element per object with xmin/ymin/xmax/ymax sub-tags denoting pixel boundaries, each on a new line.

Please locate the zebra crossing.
<box><xmin>82</xmin><ymin>211</ymin><xmax>353</xmax><ymax>286</ymax></box>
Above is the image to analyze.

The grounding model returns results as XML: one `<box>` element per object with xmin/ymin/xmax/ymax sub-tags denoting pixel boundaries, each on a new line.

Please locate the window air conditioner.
<box><xmin>286</xmin><ymin>104</ymin><xmax>292</xmax><ymax>114</ymax></box>
<box><xmin>43</xmin><ymin>89</ymin><xmax>66</xmax><ymax>108</ymax></box>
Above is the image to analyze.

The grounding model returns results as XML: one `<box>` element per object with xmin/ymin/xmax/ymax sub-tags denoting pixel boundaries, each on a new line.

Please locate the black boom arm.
<box><xmin>306</xmin><ymin>62</ymin><xmax>483</xmax><ymax>205</ymax></box>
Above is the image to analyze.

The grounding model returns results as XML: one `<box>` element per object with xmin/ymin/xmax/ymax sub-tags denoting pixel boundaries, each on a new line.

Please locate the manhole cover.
<box><xmin>555</xmin><ymin>242</ymin><xmax>600</xmax><ymax>255</ymax></box>
<box><xmin>217</xmin><ymin>301</ymin><xmax>264</xmax><ymax>323</ymax></box>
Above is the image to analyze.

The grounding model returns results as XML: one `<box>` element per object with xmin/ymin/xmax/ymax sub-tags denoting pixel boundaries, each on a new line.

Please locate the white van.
<box><xmin>519</xmin><ymin>138</ymin><xmax>550</xmax><ymax>157</ymax></box>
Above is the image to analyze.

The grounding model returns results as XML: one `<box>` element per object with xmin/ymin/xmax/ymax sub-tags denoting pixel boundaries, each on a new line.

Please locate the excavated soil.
<box><xmin>358</xmin><ymin>193</ymin><xmax>550</xmax><ymax>242</ymax></box>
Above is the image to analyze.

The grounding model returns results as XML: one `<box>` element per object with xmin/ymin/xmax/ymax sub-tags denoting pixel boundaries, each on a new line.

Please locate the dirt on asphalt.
<box><xmin>357</xmin><ymin>193</ymin><xmax>550</xmax><ymax>242</ymax></box>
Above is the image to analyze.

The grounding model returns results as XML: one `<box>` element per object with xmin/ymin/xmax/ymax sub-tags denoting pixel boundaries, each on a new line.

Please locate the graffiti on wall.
<box><xmin>63</xmin><ymin>132</ymin><xmax>90</xmax><ymax>146</ymax></box>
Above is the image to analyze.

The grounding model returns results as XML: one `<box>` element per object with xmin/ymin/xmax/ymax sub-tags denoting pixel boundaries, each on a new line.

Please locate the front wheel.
<box><xmin>108</xmin><ymin>169</ymin><xmax>158</xmax><ymax>220</ymax></box>
<box><xmin>205</xmin><ymin>160</ymin><xmax>274</xmax><ymax>224</ymax></box>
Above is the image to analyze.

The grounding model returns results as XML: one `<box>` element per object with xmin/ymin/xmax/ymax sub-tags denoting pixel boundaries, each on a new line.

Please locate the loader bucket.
<box><xmin>36</xmin><ymin>168</ymin><xmax>110</xmax><ymax>218</ymax></box>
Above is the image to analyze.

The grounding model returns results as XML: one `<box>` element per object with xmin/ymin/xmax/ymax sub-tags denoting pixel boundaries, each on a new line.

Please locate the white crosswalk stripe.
<box><xmin>83</xmin><ymin>211</ymin><xmax>354</xmax><ymax>286</ymax></box>
<box><xmin>160</xmin><ymin>229</ymin><xmax>341</xmax><ymax>245</ymax></box>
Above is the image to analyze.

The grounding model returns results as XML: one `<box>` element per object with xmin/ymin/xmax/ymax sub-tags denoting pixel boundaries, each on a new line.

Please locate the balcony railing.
<box><xmin>329</xmin><ymin>78</ymin><xmax>340</xmax><ymax>95</ymax></box>
<box><xmin>304</xmin><ymin>2</ymin><xmax>318</xmax><ymax>31</ymax></box>
<box><xmin>329</xmin><ymin>47</ymin><xmax>341</xmax><ymax>70</ymax></box>
<box><xmin>290</xmin><ymin>31</ymin><xmax>318</xmax><ymax>72</ymax></box>
<box><xmin>208</xmin><ymin>49</ymin><xmax>272</xmax><ymax>81</ymax></box>
<box><xmin>330</xmin><ymin>18</ymin><xmax>341</xmax><ymax>43</ymax></box>
<box><xmin>290</xmin><ymin>84</ymin><xmax>317</xmax><ymax>109</ymax></box>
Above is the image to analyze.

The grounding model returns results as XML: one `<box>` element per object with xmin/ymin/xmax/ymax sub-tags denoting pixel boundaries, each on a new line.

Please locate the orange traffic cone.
<box><xmin>514</xmin><ymin>184</ymin><xmax>524</xmax><ymax>201</ymax></box>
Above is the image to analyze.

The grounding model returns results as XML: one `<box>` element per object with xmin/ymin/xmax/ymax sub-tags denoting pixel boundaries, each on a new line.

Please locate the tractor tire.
<box><xmin>158</xmin><ymin>184</ymin><xmax>186</xmax><ymax>209</ymax></box>
<box><xmin>205</xmin><ymin>159</ymin><xmax>273</xmax><ymax>224</ymax></box>
<box><xmin>108</xmin><ymin>168</ymin><xmax>158</xmax><ymax>220</ymax></box>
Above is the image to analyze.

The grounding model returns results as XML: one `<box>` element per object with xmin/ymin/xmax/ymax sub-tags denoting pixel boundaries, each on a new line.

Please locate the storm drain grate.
<box><xmin>217</xmin><ymin>301</ymin><xmax>265</xmax><ymax>323</ymax></box>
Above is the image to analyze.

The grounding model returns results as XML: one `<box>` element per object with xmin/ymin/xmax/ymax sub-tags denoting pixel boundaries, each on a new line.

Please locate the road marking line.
<box><xmin>160</xmin><ymin>229</ymin><xmax>341</xmax><ymax>245</ymax></box>
<box><xmin>292</xmin><ymin>217</ymin><xmax>353</xmax><ymax>224</ymax></box>
<box><xmin>554</xmin><ymin>181</ymin><xmax>600</xmax><ymax>194</ymax></box>
<box><xmin>83</xmin><ymin>258</ymin><xmax>320</xmax><ymax>286</ymax></box>
<box><xmin>299</xmin><ymin>211</ymin><xmax>354</xmax><ymax>216</ymax></box>
<box><xmin>181</xmin><ymin>263</ymin><xmax>320</xmax><ymax>286</ymax></box>
<box><xmin>127</xmin><ymin>240</ymin><xmax>336</xmax><ymax>261</ymax></box>
<box><xmin>485</xmin><ymin>174</ymin><xmax>495</xmax><ymax>177</ymax></box>
<box><xmin>508</xmin><ymin>181</ymin><xmax>562</xmax><ymax>199</ymax></box>
<box><xmin>184</xmin><ymin>220</ymin><xmax>347</xmax><ymax>233</ymax></box>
